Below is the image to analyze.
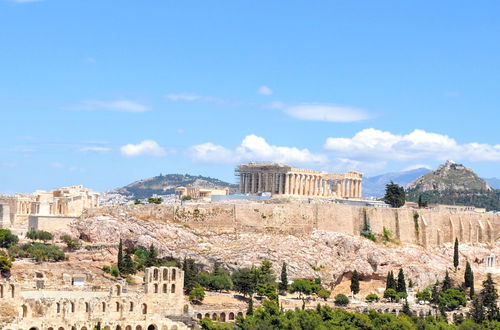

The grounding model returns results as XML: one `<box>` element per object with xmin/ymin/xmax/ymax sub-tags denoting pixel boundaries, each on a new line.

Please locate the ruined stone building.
<box><xmin>0</xmin><ymin>186</ymin><xmax>99</xmax><ymax>234</ymax></box>
<box><xmin>174</xmin><ymin>187</ymin><xmax>229</xmax><ymax>202</ymax></box>
<box><xmin>237</xmin><ymin>163</ymin><xmax>363</xmax><ymax>198</ymax></box>
<box><xmin>0</xmin><ymin>267</ymin><xmax>188</xmax><ymax>330</ymax></box>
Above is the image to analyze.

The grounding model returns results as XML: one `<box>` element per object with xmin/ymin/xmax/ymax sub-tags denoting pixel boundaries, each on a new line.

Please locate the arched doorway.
<box><xmin>147</xmin><ymin>325</ymin><xmax>157</xmax><ymax>330</ymax></box>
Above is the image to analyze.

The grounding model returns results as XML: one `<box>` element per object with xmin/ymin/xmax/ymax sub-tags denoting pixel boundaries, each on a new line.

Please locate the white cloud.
<box><xmin>80</xmin><ymin>146</ymin><xmax>111</xmax><ymax>153</ymax></box>
<box><xmin>324</xmin><ymin>128</ymin><xmax>500</xmax><ymax>162</ymax></box>
<box><xmin>258</xmin><ymin>85</ymin><xmax>273</xmax><ymax>95</ymax></box>
<box><xmin>166</xmin><ymin>93</ymin><xmax>227</xmax><ymax>104</ymax></box>
<box><xmin>284</xmin><ymin>104</ymin><xmax>371</xmax><ymax>122</ymax></box>
<box><xmin>189</xmin><ymin>135</ymin><xmax>327</xmax><ymax>165</ymax></box>
<box><xmin>120</xmin><ymin>140</ymin><xmax>166</xmax><ymax>157</ymax></box>
<box><xmin>71</xmin><ymin>99</ymin><xmax>149</xmax><ymax>113</ymax></box>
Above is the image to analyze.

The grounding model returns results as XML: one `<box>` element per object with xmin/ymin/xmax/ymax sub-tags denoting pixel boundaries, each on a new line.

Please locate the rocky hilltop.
<box><xmin>70</xmin><ymin>208</ymin><xmax>499</xmax><ymax>291</ymax></box>
<box><xmin>407</xmin><ymin>161</ymin><xmax>492</xmax><ymax>192</ymax></box>
<box><xmin>103</xmin><ymin>174</ymin><xmax>238</xmax><ymax>202</ymax></box>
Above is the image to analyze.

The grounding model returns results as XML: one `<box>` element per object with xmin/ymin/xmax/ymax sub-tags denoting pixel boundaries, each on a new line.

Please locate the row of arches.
<box><xmin>0</xmin><ymin>283</ymin><xmax>16</xmax><ymax>298</ymax></box>
<box><xmin>152</xmin><ymin>283</ymin><xmax>176</xmax><ymax>294</ymax></box>
<box><xmin>49</xmin><ymin>301</ymin><xmax>148</xmax><ymax>316</ymax></box>
<box><xmin>195</xmin><ymin>311</ymin><xmax>244</xmax><ymax>322</ymax></box>
<box><xmin>20</xmin><ymin>324</ymin><xmax>180</xmax><ymax>330</ymax></box>
<box><xmin>150</xmin><ymin>268</ymin><xmax>177</xmax><ymax>282</ymax></box>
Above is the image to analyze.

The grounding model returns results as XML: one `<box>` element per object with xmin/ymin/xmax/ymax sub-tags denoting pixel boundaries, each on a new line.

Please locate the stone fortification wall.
<box><xmin>85</xmin><ymin>203</ymin><xmax>500</xmax><ymax>247</ymax></box>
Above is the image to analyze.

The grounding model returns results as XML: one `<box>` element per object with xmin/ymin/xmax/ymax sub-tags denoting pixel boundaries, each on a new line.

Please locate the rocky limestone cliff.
<box><xmin>407</xmin><ymin>161</ymin><xmax>492</xmax><ymax>192</ymax></box>
<box><xmin>71</xmin><ymin>212</ymin><xmax>499</xmax><ymax>290</ymax></box>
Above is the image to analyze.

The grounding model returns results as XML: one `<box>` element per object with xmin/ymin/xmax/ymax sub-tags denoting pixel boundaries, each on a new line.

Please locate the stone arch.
<box><xmin>147</xmin><ymin>325</ymin><xmax>157</xmax><ymax>330</ymax></box>
<box><xmin>154</xmin><ymin>284</ymin><xmax>158</xmax><ymax>293</ymax></box>
<box><xmin>237</xmin><ymin>312</ymin><xmax>243</xmax><ymax>317</ymax></box>
<box><xmin>129</xmin><ymin>302</ymin><xmax>134</xmax><ymax>312</ymax></box>
<box><xmin>58</xmin><ymin>327</ymin><xmax>65</xmax><ymax>330</ymax></box>
<box><xmin>228</xmin><ymin>312</ymin><xmax>235</xmax><ymax>320</ymax></box>
<box><xmin>81</xmin><ymin>327</ymin><xmax>88</xmax><ymax>330</ymax></box>
<box><xmin>10</xmin><ymin>284</ymin><xmax>15</xmax><ymax>298</ymax></box>
<box><xmin>71</xmin><ymin>327</ymin><xmax>77</xmax><ymax>330</ymax></box>
<box><xmin>197</xmin><ymin>313</ymin><xmax>202</xmax><ymax>320</ymax></box>
<box><xmin>85</xmin><ymin>302</ymin><xmax>90</xmax><ymax>313</ymax></box>
<box><xmin>171</xmin><ymin>269</ymin><xmax>176</xmax><ymax>281</ymax></box>
<box><xmin>142</xmin><ymin>303</ymin><xmax>147</xmax><ymax>314</ymax></box>
<box><xmin>153</xmin><ymin>268</ymin><xmax>159</xmax><ymax>281</ymax></box>
<box><xmin>136</xmin><ymin>326</ymin><xmax>142</xmax><ymax>330</ymax></box>
<box><xmin>171</xmin><ymin>284</ymin><xmax>175</xmax><ymax>293</ymax></box>
<box><xmin>220</xmin><ymin>312</ymin><xmax>226</xmax><ymax>321</ymax></box>
<box><xmin>22</xmin><ymin>305</ymin><xmax>28</xmax><ymax>318</ymax></box>
<box><xmin>204</xmin><ymin>313</ymin><xmax>210</xmax><ymax>318</ymax></box>
<box><xmin>116</xmin><ymin>302</ymin><xmax>121</xmax><ymax>312</ymax></box>
<box><xmin>392</xmin><ymin>309</ymin><xmax>397</xmax><ymax>315</ymax></box>
<box><xmin>163</xmin><ymin>269</ymin><xmax>168</xmax><ymax>280</ymax></box>
<box><xmin>115</xmin><ymin>284</ymin><xmax>121</xmax><ymax>296</ymax></box>
<box><xmin>56</xmin><ymin>302</ymin><xmax>61</xmax><ymax>313</ymax></box>
<box><xmin>102</xmin><ymin>302</ymin><xmax>107</xmax><ymax>312</ymax></box>
<box><xmin>103</xmin><ymin>326</ymin><xmax>111</xmax><ymax>330</ymax></box>
<box><xmin>48</xmin><ymin>328</ymin><xmax>54</xmax><ymax>330</ymax></box>
<box><xmin>125</xmin><ymin>327</ymin><xmax>132</xmax><ymax>330</ymax></box>
<box><xmin>116</xmin><ymin>326</ymin><xmax>122</xmax><ymax>330</ymax></box>
<box><xmin>163</xmin><ymin>284</ymin><xmax>167</xmax><ymax>293</ymax></box>
<box><xmin>70</xmin><ymin>301</ymin><xmax>75</xmax><ymax>313</ymax></box>
<box><xmin>212</xmin><ymin>313</ymin><xmax>217</xmax><ymax>321</ymax></box>
<box><xmin>0</xmin><ymin>284</ymin><xmax>3</xmax><ymax>298</ymax></box>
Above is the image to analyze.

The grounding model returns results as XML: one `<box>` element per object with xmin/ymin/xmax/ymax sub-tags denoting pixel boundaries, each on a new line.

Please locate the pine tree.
<box><xmin>397</xmin><ymin>268</ymin><xmax>406</xmax><ymax>293</ymax></box>
<box><xmin>279</xmin><ymin>262</ymin><xmax>288</xmax><ymax>293</ymax></box>
<box><xmin>117</xmin><ymin>238</ymin><xmax>124</xmax><ymax>273</ymax></box>
<box><xmin>145</xmin><ymin>244</ymin><xmax>158</xmax><ymax>267</ymax></box>
<box><xmin>470</xmin><ymin>296</ymin><xmax>485</xmax><ymax>324</ymax></box>
<box><xmin>350</xmin><ymin>270</ymin><xmax>360</xmax><ymax>294</ymax></box>
<box><xmin>442</xmin><ymin>270</ymin><xmax>452</xmax><ymax>291</ymax></box>
<box><xmin>453</xmin><ymin>238</ymin><xmax>459</xmax><ymax>271</ymax></box>
<box><xmin>480</xmin><ymin>273</ymin><xmax>499</xmax><ymax>321</ymax></box>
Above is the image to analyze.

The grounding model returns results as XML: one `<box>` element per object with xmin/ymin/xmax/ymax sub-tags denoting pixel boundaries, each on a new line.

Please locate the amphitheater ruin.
<box><xmin>0</xmin><ymin>267</ymin><xmax>190</xmax><ymax>330</ymax></box>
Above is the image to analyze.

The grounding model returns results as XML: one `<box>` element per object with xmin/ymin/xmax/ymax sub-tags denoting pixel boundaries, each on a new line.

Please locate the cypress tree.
<box><xmin>401</xmin><ymin>299</ymin><xmax>412</xmax><ymax>316</ymax></box>
<box><xmin>453</xmin><ymin>238</ymin><xmax>459</xmax><ymax>271</ymax></box>
<box><xmin>470</xmin><ymin>296</ymin><xmax>485</xmax><ymax>324</ymax></box>
<box><xmin>442</xmin><ymin>270</ymin><xmax>452</xmax><ymax>291</ymax></box>
<box><xmin>480</xmin><ymin>273</ymin><xmax>499</xmax><ymax>321</ymax></box>
<box><xmin>397</xmin><ymin>268</ymin><xmax>406</xmax><ymax>293</ymax></box>
<box><xmin>470</xmin><ymin>280</ymin><xmax>475</xmax><ymax>299</ymax></box>
<box><xmin>350</xmin><ymin>270</ymin><xmax>360</xmax><ymax>294</ymax></box>
<box><xmin>386</xmin><ymin>271</ymin><xmax>396</xmax><ymax>291</ymax></box>
<box><xmin>145</xmin><ymin>244</ymin><xmax>158</xmax><ymax>267</ymax></box>
<box><xmin>122</xmin><ymin>250</ymin><xmax>135</xmax><ymax>275</ymax></box>
<box><xmin>117</xmin><ymin>238</ymin><xmax>124</xmax><ymax>273</ymax></box>
<box><xmin>464</xmin><ymin>261</ymin><xmax>473</xmax><ymax>288</ymax></box>
<box><xmin>279</xmin><ymin>262</ymin><xmax>288</xmax><ymax>293</ymax></box>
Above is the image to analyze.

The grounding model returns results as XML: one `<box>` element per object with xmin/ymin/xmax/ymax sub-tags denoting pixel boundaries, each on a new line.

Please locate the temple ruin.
<box><xmin>237</xmin><ymin>163</ymin><xmax>363</xmax><ymax>198</ymax></box>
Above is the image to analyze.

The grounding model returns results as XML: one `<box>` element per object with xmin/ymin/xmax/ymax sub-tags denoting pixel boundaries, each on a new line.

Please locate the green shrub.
<box><xmin>147</xmin><ymin>197</ymin><xmax>162</xmax><ymax>204</ymax></box>
<box><xmin>110</xmin><ymin>265</ymin><xmax>120</xmax><ymax>277</ymax></box>
<box><xmin>189</xmin><ymin>283</ymin><xmax>205</xmax><ymax>302</ymax></box>
<box><xmin>60</xmin><ymin>235</ymin><xmax>82</xmax><ymax>251</ymax></box>
<box><xmin>334</xmin><ymin>294</ymin><xmax>349</xmax><ymax>306</ymax></box>
<box><xmin>102</xmin><ymin>265</ymin><xmax>111</xmax><ymax>273</ymax></box>
<box><xmin>26</xmin><ymin>230</ymin><xmax>53</xmax><ymax>242</ymax></box>
<box><xmin>0</xmin><ymin>255</ymin><xmax>12</xmax><ymax>276</ymax></box>
<box><xmin>365</xmin><ymin>293</ymin><xmax>379</xmax><ymax>302</ymax></box>
<box><xmin>9</xmin><ymin>243</ymin><xmax>65</xmax><ymax>262</ymax></box>
<box><xmin>0</xmin><ymin>229</ymin><xmax>19</xmax><ymax>248</ymax></box>
<box><xmin>318</xmin><ymin>289</ymin><xmax>331</xmax><ymax>301</ymax></box>
<box><xmin>384</xmin><ymin>288</ymin><xmax>398</xmax><ymax>302</ymax></box>
<box><xmin>439</xmin><ymin>288</ymin><xmax>466</xmax><ymax>311</ymax></box>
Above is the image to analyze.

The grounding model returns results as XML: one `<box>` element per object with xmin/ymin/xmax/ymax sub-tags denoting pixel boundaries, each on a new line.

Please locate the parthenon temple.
<box><xmin>237</xmin><ymin>163</ymin><xmax>363</xmax><ymax>198</ymax></box>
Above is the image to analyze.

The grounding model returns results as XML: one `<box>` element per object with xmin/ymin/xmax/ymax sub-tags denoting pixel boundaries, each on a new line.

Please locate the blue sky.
<box><xmin>1</xmin><ymin>0</ymin><xmax>499</xmax><ymax>193</ymax></box>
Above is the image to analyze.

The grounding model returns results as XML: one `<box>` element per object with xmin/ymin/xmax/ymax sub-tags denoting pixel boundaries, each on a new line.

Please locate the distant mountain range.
<box><xmin>485</xmin><ymin>177</ymin><xmax>500</xmax><ymax>190</ymax></box>
<box><xmin>362</xmin><ymin>168</ymin><xmax>431</xmax><ymax>197</ymax></box>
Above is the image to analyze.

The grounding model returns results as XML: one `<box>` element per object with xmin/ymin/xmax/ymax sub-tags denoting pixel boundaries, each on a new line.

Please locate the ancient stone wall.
<box><xmin>85</xmin><ymin>203</ymin><xmax>500</xmax><ymax>247</ymax></box>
